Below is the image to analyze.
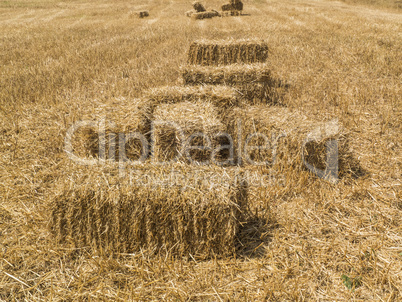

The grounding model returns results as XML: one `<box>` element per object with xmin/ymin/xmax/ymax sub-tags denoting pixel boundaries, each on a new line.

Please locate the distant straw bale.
<box><xmin>50</xmin><ymin>164</ymin><xmax>247</xmax><ymax>259</ymax></box>
<box><xmin>191</xmin><ymin>11</ymin><xmax>220</xmax><ymax>20</ymax></box>
<box><xmin>130</xmin><ymin>10</ymin><xmax>149</xmax><ymax>18</ymax></box>
<box><xmin>71</xmin><ymin>98</ymin><xmax>152</xmax><ymax>162</ymax></box>
<box><xmin>222</xmin><ymin>1</ymin><xmax>243</xmax><ymax>12</ymax></box>
<box><xmin>221</xmin><ymin>3</ymin><xmax>234</xmax><ymax>11</ymax></box>
<box><xmin>192</xmin><ymin>1</ymin><xmax>206</xmax><ymax>12</ymax></box>
<box><xmin>187</xmin><ymin>39</ymin><xmax>268</xmax><ymax>65</ymax></box>
<box><xmin>226</xmin><ymin>106</ymin><xmax>362</xmax><ymax>179</ymax></box>
<box><xmin>143</xmin><ymin>85</ymin><xmax>239</xmax><ymax>108</ymax></box>
<box><xmin>182</xmin><ymin>64</ymin><xmax>274</xmax><ymax>104</ymax></box>
<box><xmin>231</xmin><ymin>0</ymin><xmax>243</xmax><ymax>10</ymax></box>
<box><xmin>185</xmin><ymin>10</ymin><xmax>195</xmax><ymax>17</ymax></box>
<box><xmin>221</xmin><ymin>10</ymin><xmax>241</xmax><ymax>17</ymax></box>
<box><xmin>152</xmin><ymin>101</ymin><xmax>230</xmax><ymax>164</ymax></box>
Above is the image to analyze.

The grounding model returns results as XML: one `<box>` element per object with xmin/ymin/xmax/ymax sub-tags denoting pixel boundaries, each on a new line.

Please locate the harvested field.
<box><xmin>152</xmin><ymin>101</ymin><xmax>229</xmax><ymax>164</ymax></box>
<box><xmin>187</xmin><ymin>39</ymin><xmax>269</xmax><ymax>65</ymax></box>
<box><xmin>50</xmin><ymin>164</ymin><xmax>247</xmax><ymax>259</ymax></box>
<box><xmin>143</xmin><ymin>84</ymin><xmax>239</xmax><ymax>108</ymax></box>
<box><xmin>1</xmin><ymin>0</ymin><xmax>401</xmax><ymax>300</ymax></box>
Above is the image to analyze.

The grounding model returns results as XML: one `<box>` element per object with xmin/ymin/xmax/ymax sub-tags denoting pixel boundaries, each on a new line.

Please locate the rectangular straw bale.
<box><xmin>187</xmin><ymin>39</ymin><xmax>268</xmax><ymax>66</ymax></box>
<box><xmin>221</xmin><ymin>10</ymin><xmax>241</xmax><ymax>17</ymax></box>
<box><xmin>221</xmin><ymin>3</ymin><xmax>234</xmax><ymax>11</ymax></box>
<box><xmin>143</xmin><ymin>85</ymin><xmax>239</xmax><ymax>109</ymax></box>
<box><xmin>50</xmin><ymin>164</ymin><xmax>247</xmax><ymax>259</ymax></box>
<box><xmin>182</xmin><ymin>64</ymin><xmax>274</xmax><ymax>105</ymax></box>
<box><xmin>225</xmin><ymin>106</ymin><xmax>359</xmax><ymax>179</ymax></box>
<box><xmin>152</xmin><ymin>101</ymin><xmax>230</xmax><ymax>164</ymax></box>
<box><xmin>191</xmin><ymin>11</ymin><xmax>219</xmax><ymax>20</ymax></box>
<box><xmin>71</xmin><ymin>98</ymin><xmax>152</xmax><ymax>162</ymax></box>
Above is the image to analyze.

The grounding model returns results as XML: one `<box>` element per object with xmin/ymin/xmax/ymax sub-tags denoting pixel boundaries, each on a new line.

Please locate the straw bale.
<box><xmin>231</xmin><ymin>0</ymin><xmax>243</xmax><ymax>10</ymax></box>
<box><xmin>50</xmin><ymin>164</ymin><xmax>247</xmax><ymax>259</ymax></box>
<box><xmin>143</xmin><ymin>85</ymin><xmax>239</xmax><ymax>109</ymax></box>
<box><xmin>182</xmin><ymin>64</ymin><xmax>274</xmax><ymax>104</ymax></box>
<box><xmin>221</xmin><ymin>3</ymin><xmax>234</xmax><ymax>11</ymax></box>
<box><xmin>152</xmin><ymin>101</ymin><xmax>230</xmax><ymax>164</ymax></box>
<box><xmin>71</xmin><ymin>98</ymin><xmax>152</xmax><ymax>162</ymax></box>
<box><xmin>225</xmin><ymin>106</ymin><xmax>361</xmax><ymax>179</ymax></box>
<box><xmin>192</xmin><ymin>1</ymin><xmax>206</xmax><ymax>12</ymax></box>
<box><xmin>185</xmin><ymin>10</ymin><xmax>195</xmax><ymax>17</ymax></box>
<box><xmin>220</xmin><ymin>10</ymin><xmax>242</xmax><ymax>17</ymax></box>
<box><xmin>187</xmin><ymin>39</ymin><xmax>268</xmax><ymax>66</ymax></box>
<box><xmin>131</xmin><ymin>11</ymin><xmax>149</xmax><ymax>18</ymax></box>
<box><xmin>191</xmin><ymin>11</ymin><xmax>220</xmax><ymax>20</ymax></box>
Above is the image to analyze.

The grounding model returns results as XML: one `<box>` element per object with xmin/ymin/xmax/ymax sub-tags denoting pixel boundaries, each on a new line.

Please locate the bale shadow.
<box><xmin>235</xmin><ymin>212</ymin><xmax>278</xmax><ymax>259</ymax></box>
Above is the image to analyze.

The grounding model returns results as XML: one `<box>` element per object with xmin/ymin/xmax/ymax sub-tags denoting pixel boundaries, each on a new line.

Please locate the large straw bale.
<box><xmin>71</xmin><ymin>98</ymin><xmax>151</xmax><ymax>162</ymax></box>
<box><xmin>143</xmin><ymin>85</ymin><xmax>239</xmax><ymax>109</ymax></box>
<box><xmin>187</xmin><ymin>39</ymin><xmax>268</xmax><ymax>66</ymax></box>
<box><xmin>182</xmin><ymin>64</ymin><xmax>274</xmax><ymax>104</ymax></box>
<box><xmin>221</xmin><ymin>10</ymin><xmax>241</xmax><ymax>17</ymax></box>
<box><xmin>192</xmin><ymin>1</ymin><xmax>206</xmax><ymax>12</ymax></box>
<box><xmin>225</xmin><ymin>106</ymin><xmax>361</xmax><ymax>179</ymax></box>
<box><xmin>152</xmin><ymin>101</ymin><xmax>230</xmax><ymax>164</ymax></box>
<box><xmin>50</xmin><ymin>164</ymin><xmax>247</xmax><ymax>259</ymax></box>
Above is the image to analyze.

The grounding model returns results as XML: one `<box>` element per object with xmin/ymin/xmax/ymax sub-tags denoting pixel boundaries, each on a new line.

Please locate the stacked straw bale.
<box><xmin>50</xmin><ymin>164</ymin><xmax>247</xmax><ymax>259</ymax></box>
<box><xmin>226</xmin><ymin>106</ymin><xmax>359</xmax><ymax>178</ymax></box>
<box><xmin>182</xmin><ymin>64</ymin><xmax>273</xmax><ymax>104</ymax></box>
<box><xmin>143</xmin><ymin>85</ymin><xmax>239</xmax><ymax>109</ymax></box>
<box><xmin>187</xmin><ymin>39</ymin><xmax>268</xmax><ymax>66</ymax></box>
<box><xmin>71</xmin><ymin>98</ymin><xmax>152</xmax><ymax>162</ymax></box>
<box><xmin>152</xmin><ymin>101</ymin><xmax>229</xmax><ymax>164</ymax></box>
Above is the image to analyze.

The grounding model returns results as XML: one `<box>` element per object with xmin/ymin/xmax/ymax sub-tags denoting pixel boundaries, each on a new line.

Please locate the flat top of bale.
<box><xmin>54</xmin><ymin>162</ymin><xmax>244</xmax><ymax>201</ymax></box>
<box><xmin>143</xmin><ymin>85</ymin><xmax>238</xmax><ymax>103</ymax></box>
<box><xmin>182</xmin><ymin>63</ymin><xmax>271</xmax><ymax>74</ymax></box>
<box><xmin>153</xmin><ymin>101</ymin><xmax>224</xmax><ymax>129</ymax></box>
<box><xmin>190</xmin><ymin>39</ymin><xmax>268</xmax><ymax>46</ymax></box>
<box><xmin>231</xmin><ymin>106</ymin><xmax>343</xmax><ymax>139</ymax></box>
<box><xmin>80</xmin><ymin>97</ymin><xmax>151</xmax><ymax>132</ymax></box>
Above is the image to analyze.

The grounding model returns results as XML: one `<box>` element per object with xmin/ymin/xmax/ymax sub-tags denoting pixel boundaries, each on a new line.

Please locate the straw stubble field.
<box><xmin>0</xmin><ymin>0</ymin><xmax>401</xmax><ymax>300</ymax></box>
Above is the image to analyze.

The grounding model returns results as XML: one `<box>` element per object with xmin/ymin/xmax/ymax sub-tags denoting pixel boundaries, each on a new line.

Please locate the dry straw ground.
<box><xmin>0</xmin><ymin>0</ymin><xmax>401</xmax><ymax>300</ymax></box>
